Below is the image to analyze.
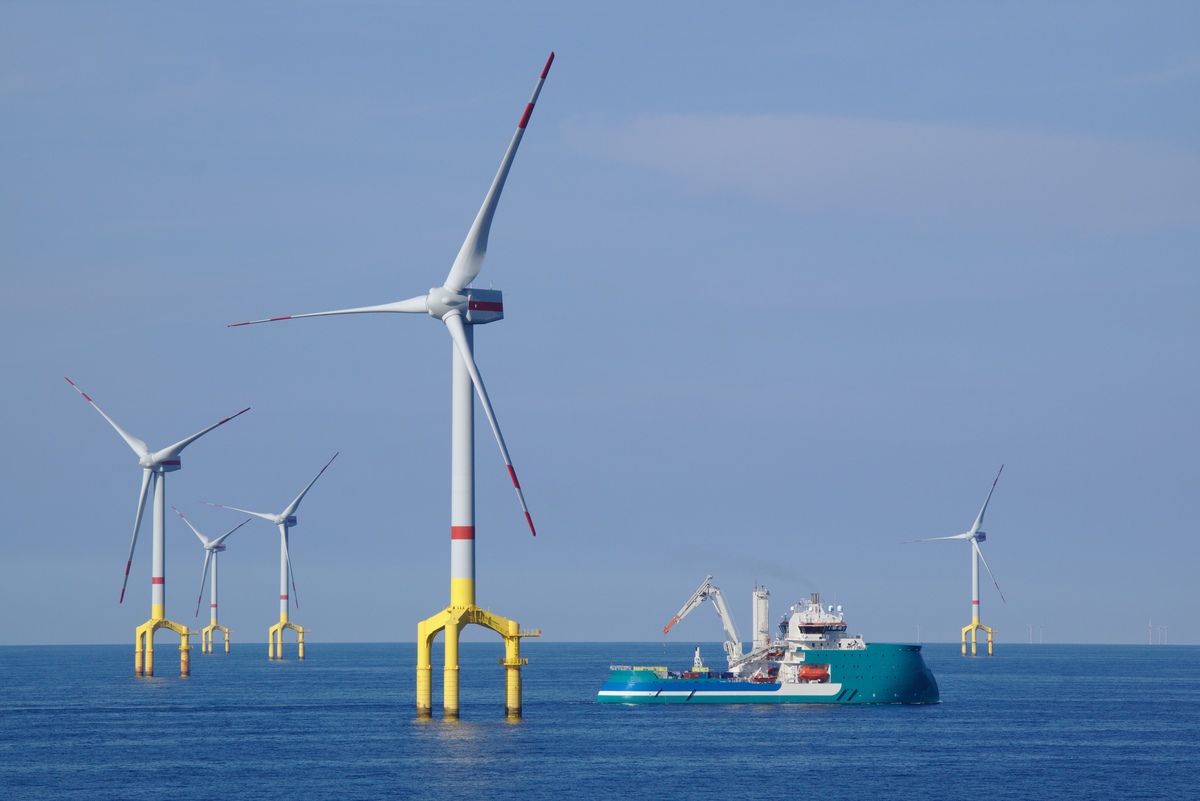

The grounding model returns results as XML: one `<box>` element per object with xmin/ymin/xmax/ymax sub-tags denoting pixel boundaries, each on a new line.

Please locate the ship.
<box><xmin>597</xmin><ymin>576</ymin><xmax>939</xmax><ymax>704</ymax></box>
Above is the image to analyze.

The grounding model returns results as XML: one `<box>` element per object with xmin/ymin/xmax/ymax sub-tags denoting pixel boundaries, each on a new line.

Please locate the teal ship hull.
<box><xmin>597</xmin><ymin>644</ymin><xmax>939</xmax><ymax>705</ymax></box>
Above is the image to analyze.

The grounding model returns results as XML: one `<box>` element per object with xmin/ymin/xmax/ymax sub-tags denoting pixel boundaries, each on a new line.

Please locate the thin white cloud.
<box><xmin>565</xmin><ymin>113</ymin><xmax>1200</xmax><ymax>235</ymax></box>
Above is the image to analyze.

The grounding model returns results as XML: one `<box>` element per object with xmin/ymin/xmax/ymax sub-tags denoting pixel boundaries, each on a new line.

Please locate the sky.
<box><xmin>2</xmin><ymin>2</ymin><xmax>1197</xmax><ymax>647</ymax></box>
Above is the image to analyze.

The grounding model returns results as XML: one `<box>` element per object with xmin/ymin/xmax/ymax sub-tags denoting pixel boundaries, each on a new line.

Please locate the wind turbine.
<box><xmin>905</xmin><ymin>466</ymin><xmax>1006</xmax><ymax>656</ymax></box>
<box><xmin>65</xmin><ymin>377</ymin><xmax>248</xmax><ymax>676</ymax></box>
<box><xmin>228</xmin><ymin>53</ymin><xmax>554</xmax><ymax>718</ymax></box>
<box><xmin>174</xmin><ymin>507</ymin><xmax>251</xmax><ymax>654</ymax></box>
<box><xmin>203</xmin><ymin>452</ymin><xmax>338</xmax><ymax>660</ymax></box>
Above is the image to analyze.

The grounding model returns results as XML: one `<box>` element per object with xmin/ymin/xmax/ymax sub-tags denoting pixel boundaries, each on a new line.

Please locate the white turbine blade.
<box><xmin>284</xmin><ymin>539</ymin><xmax>300</xmax><ymax>610</ymax></box>
<box><xmin>443</xmin><ymin>52</ymin><xmax>555</xmax><ymax>293</ymax></box>
<box><xmin>200</xmin><ymin>501</ymin><xmax>278</xmax><ymax>523</ymax></box>
<box><xmin>228</xmin><ymin>296</ymin><xmax>428</xmax><ymax>327</ymax></box>
<box><xmin>443</xmin><ymin>313</ymin><xmax>536</xmax><ymax>536</ymax></box>
<box><xmin>155</xmin><ymin>407</ymin><xmax>250</xmax><ymax>462</ymax></box>
<box><xmin>974</xmin><ymin>540</ymin><xmax>1006</xmax><ymax>603</ymax></box>
<box><xmin>65</xmin><ymin>377</ymin><xmax>149</xmax><ymax>458</ymax></box>
<box><xmin>195</xmin><ymin>550</ymin><xmax>213</xmax><ymax>618</ymax></box>
<box><xmin>172</xmin><ymin>505</ymin><xmax>210</xmax><ymax>546</ymax></box>
<box><xmin>902</xmin><ymin>533</ymin><xmax>972</xmax><ymax>544</ymax></box>
<box><xmin>210</xmin><ymin>518</ymin><xmax>252</xmax><ymax>548</ymax></box>
<box><xmin>119</xmin><ymin>468</ymin><xmax>153</xmax><ymax>604</ymax></box>
<box><xmin>970</xmin><ymin>464</ymin><xmax>1004</xmax><ymax>535</ymax></box>
<box><xmin>281</xmin><ymin>452</ymin><xmax>339</xmax><ymax>519</ymax></box>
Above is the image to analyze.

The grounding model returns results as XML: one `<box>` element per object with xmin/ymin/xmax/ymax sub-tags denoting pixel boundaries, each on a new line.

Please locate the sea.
<box><xmin>1</xmin><ymin>641</ymin><xmax>1196</xmax><ymax>800</ymax></box>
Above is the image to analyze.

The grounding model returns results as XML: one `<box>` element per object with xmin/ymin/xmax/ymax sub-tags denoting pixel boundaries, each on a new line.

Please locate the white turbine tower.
<box><xmin>228</xmin><ymin>53</ymin><xmax>554</xmax><ymax>718</ymax></box>
<box><xmin>174</xmin><ymin>507</ymin><xmax>251</xmax><ymax>654</ymax></box>
<box><xmin>65</xmin><ymin>377</ymin><xmax>248</xmax><ymax>676</ymax></box>
<box><xmin>905</xmin><ymin>465</ymin><xmax>1006</xmax><ymax>656</ymax></box>
<box><xmin>203</xmin><ymin>452</ymin><xmax>338</xmax><ymax>660</ymax></box>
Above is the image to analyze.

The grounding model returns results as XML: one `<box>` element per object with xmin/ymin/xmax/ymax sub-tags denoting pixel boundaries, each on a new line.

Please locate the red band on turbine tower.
<box><xmin>451</xmin><ymin>526</ymin><xmax>475</xmax><ymax>540</ymax></box>
<box><xmin>972</xmin><ymin>600</ymin><xmax>980</xmax><ymax>605</ymax></box>
<box><xmin>152</xmin><ymin>577</ymin><xmax>164</xmax><ymax>585</ymax></box>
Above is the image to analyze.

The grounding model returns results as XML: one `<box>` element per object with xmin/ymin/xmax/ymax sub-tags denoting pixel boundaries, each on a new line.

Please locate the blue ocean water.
<box><xmin>1</xmin><ymin>641</ymin><xmax>1196</xmax><ymax>800</ymax></box>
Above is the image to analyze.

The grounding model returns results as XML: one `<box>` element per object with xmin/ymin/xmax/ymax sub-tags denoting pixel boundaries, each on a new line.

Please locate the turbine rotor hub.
<box><xmin>427</xmin><ymin>288</ymin><xmax>468</xmax><ymax>320</ymax></box>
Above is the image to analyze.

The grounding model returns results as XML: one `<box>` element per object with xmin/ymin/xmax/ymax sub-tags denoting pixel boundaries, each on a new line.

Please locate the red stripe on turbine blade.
<box><xmin>270</xmin><ymin>316</ymin><xmax>292</xmax><ymax>322</ymax></box>
<box><xmin>518</xmin><ymin>102</ymin><xmax>535</xmax><ymax>129</ymax></box>
<box><xmin>152</xmin><ymin>577</ymin><xmax>165</xmax><ymax>585</ymax></box>
<box><xmin>526</xmin><ymin>512</ymin><xmax>537</xmax><ymax>537</ymax></box>
<box><xmin>541</xmin><ymin>52</ymin><xmax>555</xmax><ymax>79</ymax></box>
<box><xmin>228</xmin><ymin>322</ymin><xmax>251</xmax><ymax>327</ymax></box>
<box><xmin>451</xmin><ymin>526</ymin><xmax>475</xmax><ymax>540</ymax></box>
<box><xmin>507</xmin><ymin>466</ymin><xmax>521</xmax><ymax>489</ymax></box>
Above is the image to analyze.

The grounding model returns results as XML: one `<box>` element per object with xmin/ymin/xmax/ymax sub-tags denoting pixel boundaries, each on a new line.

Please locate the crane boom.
<box><xmin>662</xmin><ymin>575</ymin><xmax>743</xmax><ymax>659</ymax></box>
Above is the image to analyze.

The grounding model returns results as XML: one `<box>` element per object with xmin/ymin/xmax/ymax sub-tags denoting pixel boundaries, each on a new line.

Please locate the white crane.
<box><xmin>663</xmin><ymin>575</ymin><xmax>744</xmax><ymax>661</ymax></box>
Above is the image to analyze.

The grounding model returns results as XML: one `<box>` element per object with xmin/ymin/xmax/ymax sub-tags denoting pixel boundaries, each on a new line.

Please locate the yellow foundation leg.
<box><xmin>268</xmin><ymin>619</ymin><xmax>304</xmax><ymax>660</ymax></box>
<box><xmin>416</xmin><ymin>605</ymin><xmax>539</xmax><ymax>719</ymax></box>
<box><xmin>503</xmin><ymin>628</ymin><xmax>523</xmax><ymax>718</ymax></box>
<box><xmin>962</xmin><ymin>617</ymin><xmax>994</xmax><ymax>657</ymax></box>
<box><xmin>444</xmin><ymin>619</ymin><xmax>460</xmax><ymax>720</ymax></box>
<box><xmin>145</xmin><ymin>632</ymin><xmax>155</xmax><ymax>676</ymax></box>
<box><xmin>180</xmin><ymin>636</ymin><xmax>191</xmax><ymax>677</ymax></box>
<box><xmin>135</xmin><ymin>630</ymin><xmax>145</xmax><ymax>676</ymax></box>
<box><xmin>416</xmin><ymin>620</ymin><xmax>434</xmax><ymax>718</ymax></box>
<box><xmin>224</xmin><ymin>629</ymin><xmax>230</xmax><ymax>654</ymax></box>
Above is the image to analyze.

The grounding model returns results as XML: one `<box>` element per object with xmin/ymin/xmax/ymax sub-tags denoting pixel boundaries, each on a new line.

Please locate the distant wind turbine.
<box><xmin>66</xmin><ymin>377</ymin><xmax>247</xmax><ymax>676</ymax></box>
<box><xmin>204</xmin><ymin>452</ymin><xmax>338</xmax><ymax>660</ymax></box>
<box><xmin>174</xmin><ymin>507</ymin><xmax>250</xmax><ymax>654</ymax></box>
<box><xmin>905</xmin><ymin>466</ymin><xmax>1006</xmax><ymax>656</ymax></box>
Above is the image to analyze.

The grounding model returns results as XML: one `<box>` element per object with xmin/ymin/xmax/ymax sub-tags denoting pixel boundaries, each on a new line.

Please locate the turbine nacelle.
<box><xmin>975</xmin><ymin>531</ymin><xmax>986</xmax><ymax>543</ymax></box>
<box><xmin>140</xmin><ymin>454</ymin><xmax>182</xmax><ymax>472</ymax></box>
<box><xmin>426</xmin><ymin>287</ymin><xmax>504</xmax><ymax>325</ymax></box>
<box><xmin>285</xmin><ymin>515</ymin><xmax>297</xmax><ymax>527</ymax></box>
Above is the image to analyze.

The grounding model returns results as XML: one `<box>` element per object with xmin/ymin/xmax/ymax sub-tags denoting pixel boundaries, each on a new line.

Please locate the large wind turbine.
<box><xmin>203</xmin><ymin>452</ymin><xmax>338</xmax><ymax>660</ymax></box>
<box><xmin>228</xmin><ymin>53</ymin><xmax>554</xmax><ymax>718</ymax></box>
<box><xmin>905</xmin><ymin>466</ymin><xmax>1006</xmax><ymax>656</ymax></box>
<box><xmin>174</xmin><ymin>507</ymin><xmax>250</xmax><ymax>654</ymax></box>
<box><xmin>65</xmin><ymin>377</ymin><xmax>248</xmax><ymax>676</ymax></box>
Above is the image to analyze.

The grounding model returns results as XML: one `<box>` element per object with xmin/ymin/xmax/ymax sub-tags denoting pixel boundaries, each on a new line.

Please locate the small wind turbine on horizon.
<box><xmin>227</xmin><ymin>53</ymin><xmax>555</xmax><ymax>718</ymax></box>
<box><xmin>203</xmin><ymin>452</ymin><xmax>338</xmax><ymax>660</ymax></box>
<box><xmin>174</xmin><ymin>507</ymin><xmax>250</xmax><ymax>654</ymax></box>
<box><xmin>65</xmin><ymin>377</ymin><xmax>248</xmax><ymax>676</ymax></box>
<box><xmin>905</xmin><ymin>466</ymin><xmax>1006</xmax><ymax>656</ymax></box>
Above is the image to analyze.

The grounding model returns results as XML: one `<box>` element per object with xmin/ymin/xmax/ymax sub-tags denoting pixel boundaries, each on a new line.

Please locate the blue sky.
<box><xmin>3</xmin><ymin>2</ymin><xmax>1197</xmax><ymax>646</ymax></box>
